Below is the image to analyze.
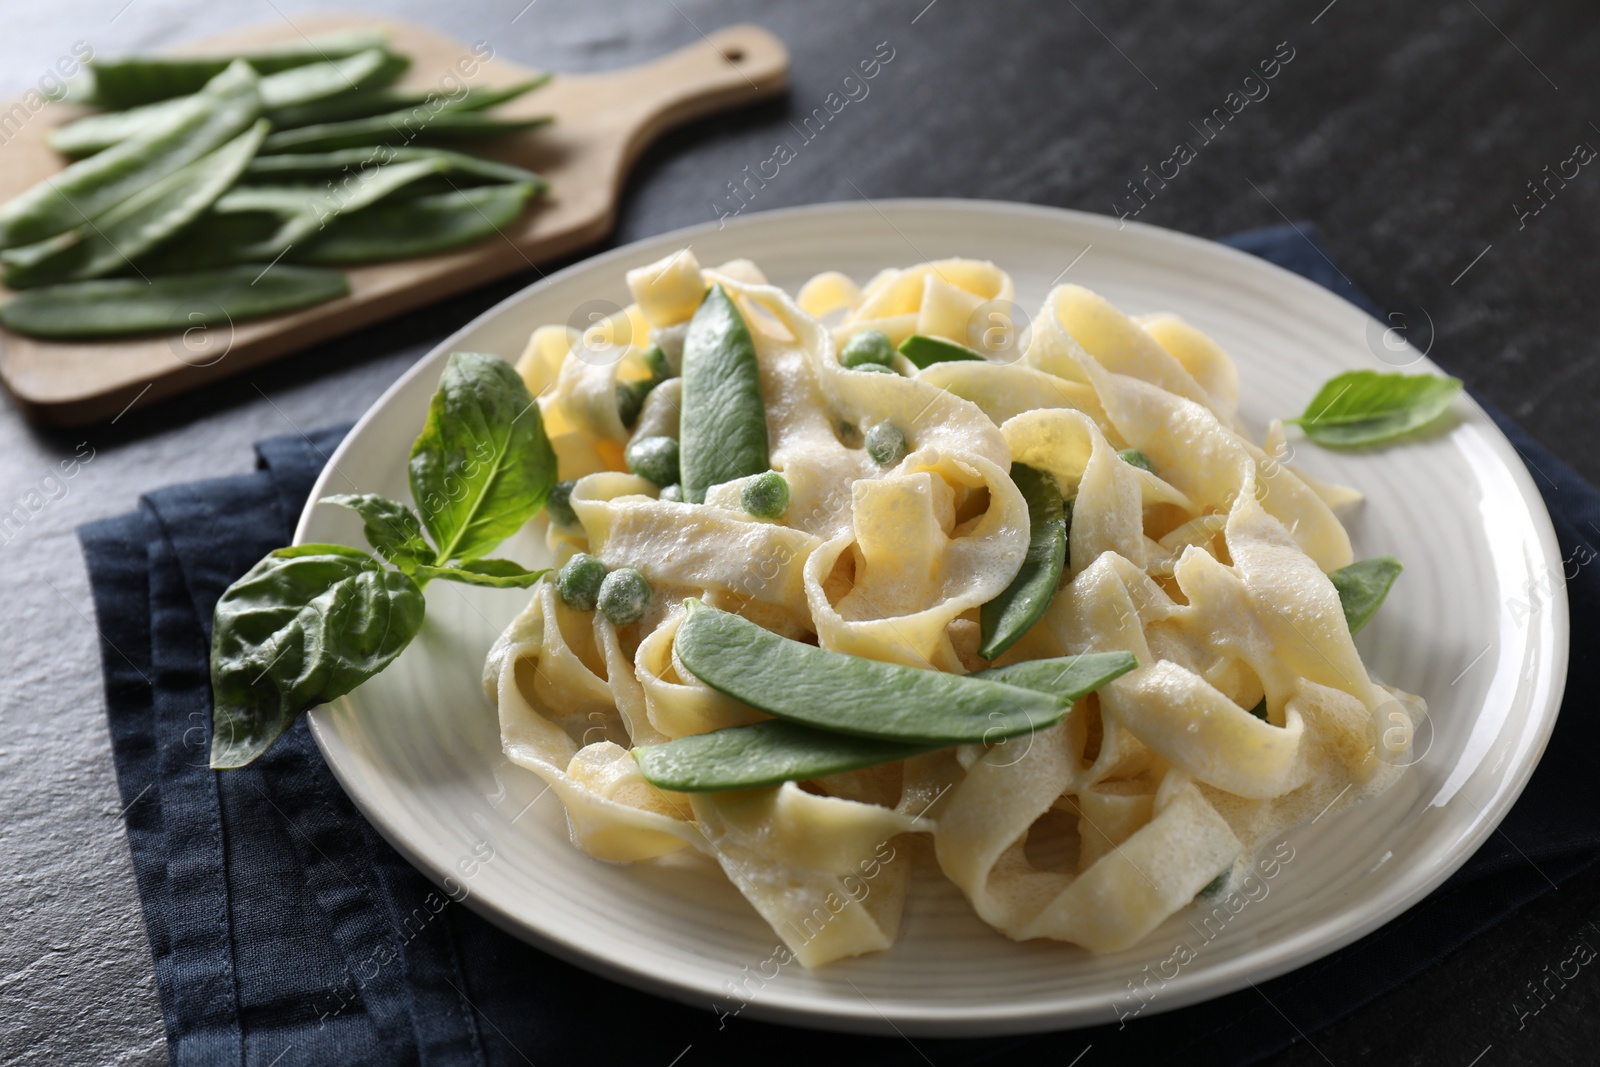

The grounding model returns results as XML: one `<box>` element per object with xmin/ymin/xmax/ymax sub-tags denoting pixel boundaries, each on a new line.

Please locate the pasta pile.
<box><xmin>483</xmin><ymin>250</ymin><xmax>1420</xmax><ymax>966</ymax></box>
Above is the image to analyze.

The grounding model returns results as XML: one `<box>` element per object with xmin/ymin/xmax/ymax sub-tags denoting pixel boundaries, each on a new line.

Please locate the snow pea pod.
<box><xmin>3</xmin><ymin>119</ymin><xmax>269</xmax><ymax>289</ymax></box>
<box><xmin>636</xmin><ymin>721</ymin><xmax>931</xmax><ymax>794</ymax></box>
<box><xmin>265</xmin><ymin>75</ymin><xmax>550</xmax><ymax>131</ymax></box>
<box><xmin>49</xmin><ymin>50</ymin><xmax>396</xmax><ymax>159</ymax></box>
<box><xmin>978</xmin><ymin>463</ymin><xmax>1067</xmax><ymax>660</ymax></box>
<box><xmin>634</xmin><ymin>650</ymin><xmax>1138</xmax><ymax>792</ymax></box>
<box><xmin>87</xmin><ymin>27</ymin><xmax>391</xmax><ymax>107</ymax></box>
<box><xmin>242</xmin><ymin>146</ymin><xmax>541</xmax><ymax>188</ymax></box>
<box><xmin>260</xmin><ymin>110</ymin><xmax>551</xmax><ymax>154</ymax></box>
<box><xmin>136</xmin><ymin>155</ymin><xmax>451</xmax><ymax>272</ymax></box>
<box><xmin>289</xmin><ymin>183</ymin><xmax>534</xmax><ymax>263</ymax></box>
<box><xmin>0</xmin><ymin>265</ymin><xmax>348</xmax><ymax>339</ymax></box>
<box><xmin>0</xmin><ymin>60</ymin><xmax>260</xmax><ymax>250</ymax></box>
<box><xmin>674</xmin><ymin>600</ymin><xmax>1072</xmax><ymax>744</ymax></box>
<box><xmin>679</xmin><ymin>285</ymin><xmax>769</xmax><ymax>503</ymax></box>
<box><xmin>257</xmin><ymin>47</ymin><xmax>404</xmax><ymax>107</ymax></box>
<box><xmin>898</xmin><ymin>333</ymin><xmax>985</xmax><ymax>368</ymax></box>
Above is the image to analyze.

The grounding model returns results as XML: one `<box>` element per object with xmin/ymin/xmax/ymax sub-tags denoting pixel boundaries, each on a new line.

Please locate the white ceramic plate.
<box><xmin>299</xmin><ymin>200</ymin><xmax>1567</xmax><ymax>1036</ymax></box>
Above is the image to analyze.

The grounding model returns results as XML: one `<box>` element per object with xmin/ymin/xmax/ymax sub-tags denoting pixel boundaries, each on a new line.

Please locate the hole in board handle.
<box><xmin>721</xmin><ymin>46</ymin><xmax>746</xmax><ymax>62</ymax></box>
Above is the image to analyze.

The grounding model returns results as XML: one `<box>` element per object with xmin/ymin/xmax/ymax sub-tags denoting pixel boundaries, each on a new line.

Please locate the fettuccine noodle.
<box><xmin>484</xmin><ymin>250</ymin><xmax>1418</xmax><ymax>967</ymax></box>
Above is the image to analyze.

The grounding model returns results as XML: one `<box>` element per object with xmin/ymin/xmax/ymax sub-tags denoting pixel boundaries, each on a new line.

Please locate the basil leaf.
<box><xmin>413</xmin><ymin>559</ymin><xmax>549</xmax><ymax>589</ymax></box>
<box><xmin>408</xmin><ymin>351</ymin><xmax>557</xmax><ymax>563</ymax></box>
<box><xmin>1290</xmin><ymin>371</ymin><xmax>1462</xmax><ymax>447</ymax></box>
<box><xmin>1328</xmin><ymin>556</ymin><xmax>1402</xmax><ymax>635</ymax></box>
<box><xmin>209</xmin><ymin>544</ymin><xmax>425</xmax><ymax>768</ymax></box>
<box><xmin>320</xmin><ymin>493</ymin><xmax>432</xmax><ymax>572</ymax></box>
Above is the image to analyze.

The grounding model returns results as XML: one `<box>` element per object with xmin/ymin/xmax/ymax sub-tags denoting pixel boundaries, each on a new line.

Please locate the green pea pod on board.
<box><xmin>0</xmin><ymin>265</ymin><xmax>349</xmax><ymax>339</ymax></box>
<box><xmin>257</xmin><ymin>47</ymin><xmax>407</xmax><ymax>107</ymax></box>
<box><xmin>243</xmin><ymin>146</ymin><xmax>542</xmax><ymax>188</ymax></box>
<box><xmin>88</xmin><ymin>26</ymin><xmax>392</xmax><ymax>108</ymax></box>
<box><xmin>224</xmin><ymin>155</ymin><xmax>450</xmax><ymax>257</ymax></box>
<box><xmin>679</xmin><ymin>284</ymin><xmax>770</xmax><ymax>503</ymax></box>
<box><xmin>260</xmin><ymin>109</ymin><xmax>552</xmax><ymax>154</ymax></box>
<box><xmin>135</xmin><ymin>155</ymin><xmax>454</xmax><ymax>272</ymax></box>
<box><xmin>635</xmin><ymin>645</ymin><xmax>1140</xmax><ymax>792</ymax></box>
<box><xmin>208</xmin><ymin>352</ymin><xmax>560</xmax><ymax>768</ymax></box>
<box><xmin>978</xmin><ymin>463</ymin><xmax>1068</xmax><ymax>660</ymax></box>
<box><xmin>291</xmin><ymin>183</ymin><xmax>537</xmax><ymax>264</ymax></box>
<box><xmin>0</xmin><ymin>60</ymin><xmax>261</xmax><ymax>250</ymax></box>
<box><xmin>2</xmin><ymin>119</ymin><xmax>269</xmax><ymax>289</ymax></box>
<box><xmin>265</xmin><ymin>75</ymin><xmax>551</xmax><ymax>131</ymax></box>
<box><xmin>48</xmin><ymin>49</ymin><xmax>399</xmax><ymax>159</ymax></box>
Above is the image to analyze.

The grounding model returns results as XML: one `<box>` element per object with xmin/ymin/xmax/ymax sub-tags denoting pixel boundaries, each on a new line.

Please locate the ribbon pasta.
<box><xmin>487</xmin><ymin>249</ymin><xmax>1418</xmax><ymax>966</ymax></box>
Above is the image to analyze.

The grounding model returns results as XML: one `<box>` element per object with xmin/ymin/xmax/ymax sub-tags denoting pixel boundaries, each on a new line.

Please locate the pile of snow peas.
<box><xmin>0</xmin><ymin>28</ymin><xmax>550</xmax><ymax>339</ymax></box>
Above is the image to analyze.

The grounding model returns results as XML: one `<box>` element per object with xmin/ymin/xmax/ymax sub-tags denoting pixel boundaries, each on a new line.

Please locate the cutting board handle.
<box><xmin>609</xmin><ymin>24</ymin><xmax>788</xmax><ymax>162</ymax></box>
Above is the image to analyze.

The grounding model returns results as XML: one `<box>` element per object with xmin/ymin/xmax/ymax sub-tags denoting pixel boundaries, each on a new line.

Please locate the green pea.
<box><xmin>597</xmin><ymin>567</ymin><xmax>652</xmax><ymax>625</ymax></box>
<box><xmin>616</xmin><ymin>378</ymin><xmax>655</xmax><ymax>429</ymax></box>
<box><xmin>642</xmin><ymin>344</ymin><xmax>675</xmax><ymax>382</ymax></box>
<box><xmin>740</xmin><ymin>472</ymin><xmax>790</xmax><ymax>519</ymax></box>
<box><xmin>840</xmin><ymin>328</ymin><xmax>895</xmax><ymax>368</ymax></box>
<box><xmin>865</xmin><ymin>422</ymin><xmax>908</xmax><ymax>466</ymax></box>
<box><xmin>1118</xmin><ymin>448</ymin><xmax>1155</xmax><ymax>473</ymax></box>
<box><xmin>626</xmin><ymin>435</ymin><xmax>680</xmax><ymax>487</ymax></box>
<box><xmin>545</xmin><ymin>480</ymin><xmax>578</xmax><ymax>527</ymax></box>
<box><xmin>556</xmin><ymin>553</ymin><xmax>607</xmax><ymax>611</ymax></box>
<box><xmin>851</xmin><ymin>362</ymin><xmax>899</xmax><ymax>376</ymax></box>
<box><xmin>658</xmin><ymin>484</ymin><xmax>684</xmax><ymax>503</ymax></box>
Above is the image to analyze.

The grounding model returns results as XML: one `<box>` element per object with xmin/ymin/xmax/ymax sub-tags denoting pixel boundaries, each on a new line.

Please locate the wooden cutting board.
<box><xmin>0</xmin><ymin>14</ymin><xmax>787</xmax><ymax>426</ymax></box>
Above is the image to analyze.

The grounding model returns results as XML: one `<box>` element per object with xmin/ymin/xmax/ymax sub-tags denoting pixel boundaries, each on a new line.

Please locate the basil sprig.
<box><xmin>1290</xmin><ymin>370</ymin><xmax>1463</xmax><ymax>448</ymax></box>
<box><xmin>209</xmin><ymin>351</ymin><xmax>555</xmax><ymax>768</ymax></box>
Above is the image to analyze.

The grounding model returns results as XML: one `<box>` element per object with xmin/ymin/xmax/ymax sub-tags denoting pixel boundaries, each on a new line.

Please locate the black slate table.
<box><xmin>2</xmin><ymin>2</ymin><xmax>1596</xmax><ymax>1064</ymax></box>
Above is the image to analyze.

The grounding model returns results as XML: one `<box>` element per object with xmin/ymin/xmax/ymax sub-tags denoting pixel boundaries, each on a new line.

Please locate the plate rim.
<box><xmin>299</xmin><ymin>197</ymin><xmax>1570</xmax><ymax>1035</ymax></box>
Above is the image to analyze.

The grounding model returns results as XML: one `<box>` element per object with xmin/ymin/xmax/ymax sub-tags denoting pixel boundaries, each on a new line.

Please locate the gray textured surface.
<box><xmin>1</xmin><ymin>1</ymin><xmax>1596</xmax><ymax>1064</ymax></box>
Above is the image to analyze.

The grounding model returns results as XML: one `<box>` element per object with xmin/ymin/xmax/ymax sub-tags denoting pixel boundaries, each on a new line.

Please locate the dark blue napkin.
<box><xmin>80</xmin><ymin>226</ymin><xmax>1600</xmax><ymax>1067</ymax></box>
